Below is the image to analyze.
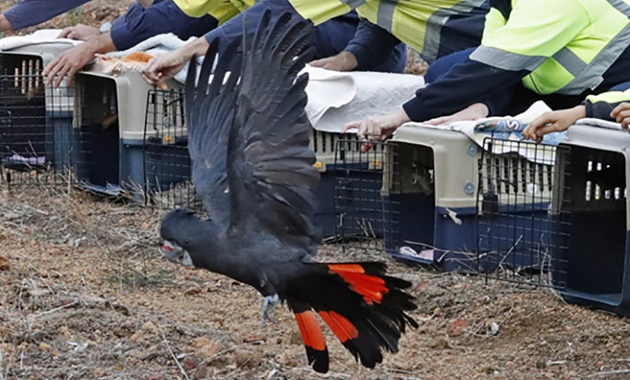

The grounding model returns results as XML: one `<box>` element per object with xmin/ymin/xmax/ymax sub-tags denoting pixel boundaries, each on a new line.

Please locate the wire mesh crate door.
<box><xmin>476</xmin><ymin>137</ymin><xmax>561</xmax><ymax>284</ymax></box>
<box><xmin>383</xmin><ymin>142</ymin><xmax>436</xmax><ymax>262</ymax></box>
<box><xmin>74</xmin><ymin>74</ymin><xmax>120</xmax><ymax>193</ymax></box>
<box><xmin>0</xmin><ymin>53</ymin><xmax>75</xmax><ymax>186</ymax></box>
<box><xmin>333</xmin><ymin>137</ymin><xmax>389</xmax><ymax>254</ymax></box>
<box><xmin>143</xmin><ymin>88</ymin><xmax>199</xmax><ymax>211</ymax></box>
<box><xmin>555</xmin><ymin>145</ymin><xmax>626</xmax><ymax>300</ymax></box>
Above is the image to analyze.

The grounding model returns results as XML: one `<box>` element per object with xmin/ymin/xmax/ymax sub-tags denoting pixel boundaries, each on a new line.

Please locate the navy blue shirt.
<box><xmin>4</xmin><ymin>0</ymin><xmax>91</xmax><ymax>30</ymax></box>
<box><xmin>110</xmin><ymin>0</ymin><xmax>218</xmax><ymax>51</ymax></box>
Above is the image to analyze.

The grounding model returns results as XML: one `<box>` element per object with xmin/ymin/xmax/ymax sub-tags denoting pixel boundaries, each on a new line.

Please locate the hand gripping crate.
<box><xmin>383</xmin><ymin>126</ymin><xmax>554</xmax><ymax>273</ymax></box>
<box><xmin>0</xmin><ymin>42</ymin><xmax>75</xmax><ymax>185</ymax></box>
<box><xmin>550</xmin><ymin>123</ymin><xmax>630</xmax><ymax>317</ymax></box>
<box><xmin>309</xmin><ymin>129</ymin><xmax>387</xmax><ymax>238</ymax></box>
<box><xmin>73</xmin><ymin>66</ymin><xmax>185</xmax><ymax>198</ymax></box>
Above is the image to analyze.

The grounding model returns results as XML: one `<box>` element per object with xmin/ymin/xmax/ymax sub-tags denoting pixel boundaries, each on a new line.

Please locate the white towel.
<box><xmin>0</xmin><ymin>29</ymin><xmax>81</xmax><ymax>51</ymax></box>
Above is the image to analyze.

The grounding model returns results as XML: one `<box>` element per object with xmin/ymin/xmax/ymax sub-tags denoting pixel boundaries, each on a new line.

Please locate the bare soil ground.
<box><xmin>1</xmin><ymin>2</ymin><xmax>630</xmax><ymax>379</ymax></box>
<box><xmin>1</xmin><ymin>185</ymin><xmax>630</xmax><ymax>380</ymax></box>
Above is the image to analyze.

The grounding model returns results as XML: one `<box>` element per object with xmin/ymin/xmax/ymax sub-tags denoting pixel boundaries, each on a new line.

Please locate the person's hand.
<box><xmin>523</xmin><ymin>105</ymin><xmax>586</xmax><ymax>143</ymax></box>
<box><xmin>43</xmin><ymin>43</ymin><xmax>98</xmax><ymax>88</ymax></box>
<box><xmin>0</xmin><ymin>14</ymin><xmax>14</xmax><ymax>33</ymax></box>
<box><xmin>142</xmin><ymin>39</ymin><xmax>208</xmax><ymax>86</ymax></box>
<box><xmin>58</xmin><ymin>24</ymin><xmax>99</xmax><ymax>41</ymax></box>
<box><xmin>342</xmin><ymin>108</ymin><xmax>410</xmax><ymax>152</ymax></box>
<box><xmin>142</xmin><ymin>50</ymin><xmax>190</xmax><ymax>87</ymax></box>
<box><xmin>137</xmin><ymin>0</ymin><xmax>154</xmax><ymax>8</ymax></box>
<box><xmin>309</xmin><ymin>51</ymin><xmax>358</xmax><ymax>72</ymax></box>
<box><xmin>611</xmin><ymin>102</ymin><xmax>630</xmax><ymax>129</ymax></box>
<box><xmin>424</xmin><ymin>103</ymin><xmax>489</xmax><ymax>125</ymax></box>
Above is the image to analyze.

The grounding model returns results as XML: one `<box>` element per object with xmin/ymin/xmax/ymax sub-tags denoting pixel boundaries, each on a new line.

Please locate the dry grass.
<box><xmin>0</xmin><ymin>182</ymin><xmax>629</xmax><ymax>379</ymax></box>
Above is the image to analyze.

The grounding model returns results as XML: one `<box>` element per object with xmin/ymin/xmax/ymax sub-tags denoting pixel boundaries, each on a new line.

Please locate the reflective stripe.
<box><xmin>340</xmin><ymin>0</ymin><xmax>367</xmax><ymax>8</ymax></box>
<box><xmin>423</xmin><ymin>0</ymin><xmax>488</xmax><ymax>63</ymax></box>
<box><xmin>608</xmin><ymin>0</ymin><xmax>630</xmax><ymax>16</ymax></box>
<box><xmin>470</xmin><ymin>46</ymin><xmax>547</xmax><ymax>71</ymax></box>
<box><xmin>377</xmin><ymin>0</ymin><xmax>398</xmax><ymax>32</ymax></box>
<box><xmin>562</xmin><ymin>22</ymin><xmax>630</xmax><ymax>94</ymax></box>
<box><xmin>552</xmin><ymin>48</ymin><xmax>587</xmax><ymax>77</ymax></box>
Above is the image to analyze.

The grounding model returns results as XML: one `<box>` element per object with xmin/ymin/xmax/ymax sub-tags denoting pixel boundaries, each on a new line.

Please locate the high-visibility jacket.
<box><xmin>289</xmin><ymin>0</ymin><xmax>488</xmax><ymax>63</ymax></box>
<box><xmin>173</xmin><ymin>0</ymin><xmax>255</xmax><ymax>24</ymax></box>
<box><xmin>584</xmin><ymin>87</ymin><xmax>630</xmax><ymax>119</ymax></box>
<box><xmin>471</xmin><ymin>0</ymin><xmax>630</xmax><ymax>95</ymax></box>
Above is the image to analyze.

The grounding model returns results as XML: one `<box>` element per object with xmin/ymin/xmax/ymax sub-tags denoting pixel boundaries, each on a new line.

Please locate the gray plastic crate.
<box><xmin>0</xmin><ymin>43</ymin><xmax>75</xmax><ymax>184</ymax></box>
<box><xmin>73</xmin><ymin>67</ymin><xmax>184</xmax><ymax>197</ymax></box>
<box><xmin>551</xmin><ymin>123</ymin><xmax>630</xmax><ymax>317</ymax></box>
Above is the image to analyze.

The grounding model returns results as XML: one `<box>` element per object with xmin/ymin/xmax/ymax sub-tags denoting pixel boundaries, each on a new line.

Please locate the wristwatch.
<box><xmin>99</xmin><ymin>21</ymin><xmax>112</xmax><ymax>34</ymax></box>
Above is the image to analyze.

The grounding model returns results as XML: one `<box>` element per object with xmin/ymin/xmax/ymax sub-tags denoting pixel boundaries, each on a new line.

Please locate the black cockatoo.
<box><xmin>159</xmin><ymin>9</ymin><xmax>418</xmax><ymax>374</ymax></box>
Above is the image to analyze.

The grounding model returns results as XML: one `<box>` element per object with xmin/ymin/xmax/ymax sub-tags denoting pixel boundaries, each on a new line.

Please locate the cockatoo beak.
<box><xmin>160</xmin><ymin>240</ymin><xmax>194</xmax><ymax>267</ymax></box>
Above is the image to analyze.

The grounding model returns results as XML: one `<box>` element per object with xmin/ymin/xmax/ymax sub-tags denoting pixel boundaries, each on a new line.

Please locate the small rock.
<box><xmin>39</xmin><ymin>342</ymin><xmax>52</xmax><ymax>352</ymax></box>
<box><xmin>192</xmin><ymin>365</ymin><xmax>208</xmax><ymax>380</ymax></box>
<box><xmin>234</xmin><ymin>350</ymin><xmax>261</xmax><ymax>369</ymax></box>
<box><xmin>184</xmin><ymin>286</ymin><xmax>202</xmax><ymax>295</ymax></box>
<box><xmin>0</xmin><ymin>343</ymin><xmax>15</xmax><ymax>355</ymax></box>
<box><xmin>182</xmin><ymin>355</ymin><xmax>200</xmax><ymax>371</ymax></box>
<box><xmin>489</xmin><ymin>322</ymin><xmax>500</xmax><ymax>336</ymax></box>
<box><xmin>141</xmin><ymin>321</ymin><xmax>157</xmax><ymax>331</ymax></box>
<box><xmin>192</xmin><ymin>336</ymin><xmax>212</xmax><ymax>349</ymax></box>
<box><xmin>0</xmin><ymin>256</ymin><xmax>9</xmax><ymax>270</ymax></box>
<box><xmin>447</xmin><ymin>318</ymin><xmax>467</xmax><ymax>337</ymax></box>
<box><xmin>198</xmin><ymin>341</ymin><xmax>222</xmax><ymax>359</ymax></box>
<box><xmin>130</xmin><ymin>331</ymin><xmax>144</xmax><ymax>342</ymax></box>
<box><xmin>93</xmin><ymin>368</ymin><xmax>108</xmax><ymax>378</ymax></box>
<box><xmin>242</xmin><ymin>334</ymin><xmax>266</xmax><ymax>344</ymax></box>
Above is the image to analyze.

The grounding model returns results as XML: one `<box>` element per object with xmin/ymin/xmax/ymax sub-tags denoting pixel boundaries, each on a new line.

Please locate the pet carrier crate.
<box><xmin>382</xmin><ymin>126</ymin><xmax>479</xmax><ymax>271</ymax></box>
<box><xmin>310</xmin><ymin>129</ymin><xmax>387</xmax><ymax>238</ymax></box>
<box><xmin>73</xmin><ymin>67</ymin><xmax>184</xmax><ymax>197</ymax></box>
<box><xmin>549</xmin><ymin>123</ymin><xmax>630</xmax><ymax>317</ymax></box>
<box><xmin>381</xmin><ymin>126</ymin><xmax>555</xmax><ymax>272</ymax></box>
<box><xmin>143</xmin><ymin>88</ymin><xmax>200</xmax><ymax>211</ymax></box>
<box><xmin>476</xmin><ymin>137</ymin><xmax>558</xmax><ymax>277</ymax></box>
<box><xmin>0</xmin><ymin>43</ymin><xmax>75</xmax><ymax>184</ymax></box>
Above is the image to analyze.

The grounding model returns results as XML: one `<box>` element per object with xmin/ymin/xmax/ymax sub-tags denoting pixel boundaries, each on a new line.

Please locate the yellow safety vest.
<box><xmin>289</xmin><ymin>0</ymin><xmax>488</xmax><ymax>63</ymax></box>
<box><xmin>471</xmin><ymin>0</ymin><xmax>630</xmax><ymax>95</ymax></box>
<box><xmin>173</xmin><ymin>0</ymin><xmax>254</xmax><ymax>24</ymax></box>
<box><xmin>586</xmin><ymin>88</ymin><xmax>630</xmax><ymax>104</ymax></box>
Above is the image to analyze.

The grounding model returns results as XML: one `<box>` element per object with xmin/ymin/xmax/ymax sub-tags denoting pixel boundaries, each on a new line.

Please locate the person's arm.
<box><xmin>0</xmin><ymin>14</ymin><xmax>12</xmax><ymax>32</ymax></box>
<box><xmin>43</xmin><ymin>32</ymin><xmax>116</xmax><ymax>87</ymax></box>
<box><xmin>109</xmin><ymin>0</ymin><xmax>211</xmax><ymax>51</ymax></box>
<box><xmin>142</xmin><ymin>37</ymin><xmax>209</xmax><ymax>86</ymax></box>
<box><xmin>402</xmin><ymin>57</ymin><xmax>528</xmax><ymax>121</ymax></box>
<box><xmin>404</xmin><ymin>0</ymin><xmax>589</xmax><ymax>122</ymax></box>
<box><xmin>522</xmin><ymin>89</ymin><xmax>630</xmax><ymax>142</ymax></box>
<box><xmin>584</xmin><ymin>90</ymin><xmax>630</xmax><ymax>119</ymax></box>
<box><xmin>45</xmin><ymin>0</ymin><xmax>218</xmax><ymax>87</ymax></box>
<box><xmin>345</xmin><ymin>19</ymin><xmax>401</xmax><ymax>70</ymax></box>
<box><xmin>3</xmin><ymin>0</ymin><xmax>91</xmax><ymax>31</ymax></box>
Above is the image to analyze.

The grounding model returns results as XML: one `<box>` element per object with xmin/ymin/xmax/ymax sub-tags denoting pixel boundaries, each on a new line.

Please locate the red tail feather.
<box><xmin>328</xmin><ymin>263</ymin><xmax>389</xmax><ymax>304</ymax></box>
<box><xmin>294</xmin><ymin>310</ymin><xmax>329</xmax><ymax>373</ymax></box>
<box><xmin>287</xmin><ymin>262</ymin><xmax>416</xmax><ymax>373</ymax></box>
<box><xmin>318</xmin><ymin>310</ymin><xmax>359</xmax><ymax>343</ymax></box>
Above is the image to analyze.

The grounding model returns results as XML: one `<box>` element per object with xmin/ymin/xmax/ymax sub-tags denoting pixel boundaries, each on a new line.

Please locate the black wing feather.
<box><xmin>226</xmin><ymin>11</ymin><xmax>321</xmax><ymax>251</ymax></box>
<box><xmin>185</xmin><ymin>38</ymin><xmax>241</xmax><ymax>223</ymax></box>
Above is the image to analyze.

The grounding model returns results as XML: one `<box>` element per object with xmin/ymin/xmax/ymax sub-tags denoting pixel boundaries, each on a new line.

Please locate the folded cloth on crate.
<box><xmin>0</xmin><ymin>29</ymin><xmax>81</xmax><ymax>50</ymax></box>
<box><xmin>397</xmin><ymin>101</ymin><xmax>566</xmax><ymax>165</ymax></box>
<box><xmin>574</xmin><ymin>117</ymin><xmax>624</xmax><ymax>130</ymax></box>
<box><xmin>304</xmin><ymin>67</ymin><xmax>425</xmax><ymax>133</ymax></box>
<box><xmin>104</xmin><ymin>33</ymin><xmax>425</xmax><ymax>130</ymax></box>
